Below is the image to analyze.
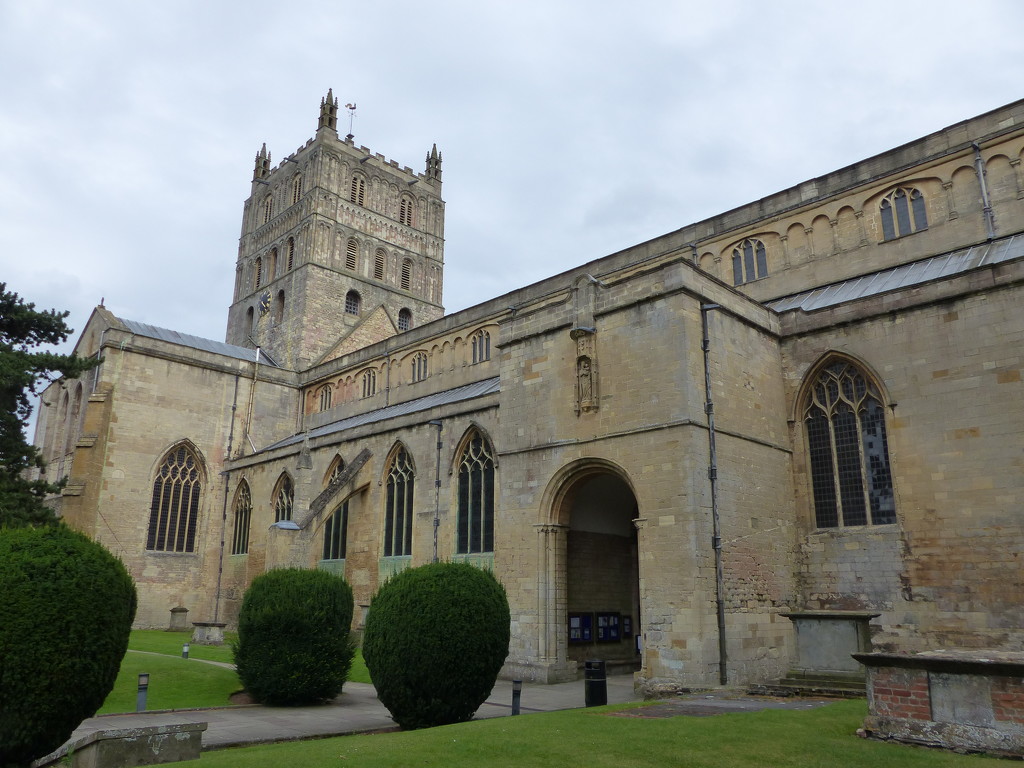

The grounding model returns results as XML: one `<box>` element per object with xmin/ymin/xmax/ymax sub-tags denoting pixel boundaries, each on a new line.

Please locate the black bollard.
<box><xmin>584</xmin><ymin>659</ymin><xmax>607</xmax><ymax>707</ymax></box>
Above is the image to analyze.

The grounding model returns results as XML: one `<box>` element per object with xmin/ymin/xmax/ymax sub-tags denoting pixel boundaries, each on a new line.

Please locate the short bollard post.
<box><xmin>136</xmin><ymin>673</ymin><xmax>150</xmax><ymax>712</ymax></box>
<box><xmin>511</xmin><ymin>680</ymin><xmax>522</xmax><ymax>716</ymax></box>
<box><xmin>182</xmin><ymin>642</ymin><xmax>190</xmax><ymax>659</ymax></box>
<box><xmin>584</xmin><ymin>659</ymin><xmax>607</xmax><ymax>707</ymax></box>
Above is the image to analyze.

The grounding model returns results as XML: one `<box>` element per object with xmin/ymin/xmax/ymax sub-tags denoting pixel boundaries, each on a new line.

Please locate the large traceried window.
<box><xmin>803</xmin><ymin>359</ymin><xmax>896</xmax><ymax>528</ymax></box>
<box><xmin>323</xmin><ymin>501</ymin><xmax>348</xmax><ymax>561</ymax></box>
<box><xmin>362</xmin><ymin>369</ymin><xmax>377</xmax><ymax>398</ymax></box>
<box><xmin>731</xmin><ymin>238</ymin><xmax>768</xmax><ymax>285</ymax></box>
<box><xmin>317</xmin><ymin>383</ymin><xmax>333</xmax><ymax>411</ymax></box>
<box><xmin>274</xmin><ymin>474</ymin><xmax>294</xmax><ymax>523</ymax></box>
<box><xmin>383</xmin><ymin>446</ymin><xmax>414</xmax><ymax>557</ymax></box>
<box><xmin>146</xmin><ymin>444</ymin><xmax>203</xmax><ymax>552</ymax></box>
<box><xmin>457</xmin><ymin>430</ymin><xmax>495</xmax><ymax>554</ymax></box>
<box><xmin>231</xmin><ymin>481</ymin><xmax>252</xmax><ymax>555</ymax></box>
<box><xmin>880</xmin><ymin>187</ymin><xmax>927</xmax><ymax>241</ymax></box>
<box><xmin>471</xmin><ymin>329</ymin><xmax>491</xmax><ymax>364</ymax></box>
<box><xmin>411</xmin><ymin>351</ymin><xmax>428</xmax><ymax>383</ymax></box>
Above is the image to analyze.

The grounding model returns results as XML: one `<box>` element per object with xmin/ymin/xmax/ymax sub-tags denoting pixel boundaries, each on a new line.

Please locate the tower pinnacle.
<box><xmin>318</xmin><ymin>88</ymin><xmax>339</xmax><ymax>133</ymax></box>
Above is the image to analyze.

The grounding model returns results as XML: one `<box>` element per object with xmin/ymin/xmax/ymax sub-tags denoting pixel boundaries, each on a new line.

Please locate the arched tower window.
<box><xmin>291</xmin><ymin>174</ymin><xmax>302</xmax><ymax>205</ymax></box>
<box><xmin>802</xmin><ymin>358</ymin><xmax>896</xmax><ymax>528</ymax></box>
<box><xmin>231</xmin><ymin>481</ymin><xmax>252</xmax><ymax>555</ymax></box>
<box><xmin>146</xmin><ymin>443</ymin><xmax>204</xmax><ymax>552</ymax></box>
<box><xmin>286</xmin><ymin>237</ymin><xmax>296</xmax><ymax>271</ymax></box>
<box><xmin>350</xmin><ymin>174</ymin><xmax>366</xmax><ymax>206</ymax></box>
<box><xmin>374</xmin><ymin>248</ymin><xmax>386</xmax><ymax>281</ymax></box>
<box><xmin>323</xmin><ymin>501</ymin><xmax>349</xmax><ymax>561</ymax></box>
<box><xmin>261</xmin><ymin>195</ymin><xmax>273</xmax><ymax>224</ymax></box>
<box><xmin>398</xmin><ymin>308</ymin><xmax>412</xmax><ymax>332</ymax></box>
<box><xmin>273</xmin><ymin>474</ymin><xmax>294</xmax><ymax>523</ymax></box>
<box><xmin>384</xmin><ymin>446</ymin><xmax>415</xmax><ymax>557</ymax></box>
<box><xmin>274</xmin><ymin>290</ymin><xmax>285</xmax><ymax>323</ymax></box>
<box><xmin>267</xmin><ymin>248</ymin><xmax>278</xmax><ymax>282</ymax></box>
<box><xmin>880</xmin><ymin>187</ymin><xmax>927</xmax><ymax>241</ymax></box>
<box><xmin>253</xmin><ymin>258</ymin><xmax>263</xmax><ymax>290</ymax></box>
<box><xmin>471</xmin><ymin>329</ymin><xmax>491</xmax><ymax>364</ymax></box>
<box><xmin>317</xmin><ymin>383</ymin><xmax>333</xmax><ymax>412</ymax></box>
<box><xmin>346</xmin><ymin>238</ymin><xmax>359</xmax><ymax>271</ymax></box>
<box><xmin>399</xmin><ymin>195</ymin><xmax>414</xmax><ymax>226</ymax></box>
<box><xmin>411</xmin><ymin>351</ymin><xmax>428</xmax><ymax>383</ymax></box>
<box><xmin>361</xmin><ymin>369</ymin><xmax>377</xmax><ymax>398</ymax></box>
<box><xmin>731</xmin><ymin>238</ymin><xmax>768</xmax><ymax>285</ymax></box>
<box><xmin>457</xmin><ymin>430</ymin><xmax>496</xmax><ymax>554</ymax></box>
<box><xmin>345</xmin><ymin>290</ymin><xmax>361</xmax><ymax>315</ymax></box>
<box><xmin>400</xmin><ymin>258</ymin><xmax>413</xmax><ymax>291</ymax></box>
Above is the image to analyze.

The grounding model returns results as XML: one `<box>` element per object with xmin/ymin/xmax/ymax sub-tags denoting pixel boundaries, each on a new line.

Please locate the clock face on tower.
<box><xmin>258</xmin><ymin>290</ymin><xmax>271</xmax><ymax>316</ymax></box>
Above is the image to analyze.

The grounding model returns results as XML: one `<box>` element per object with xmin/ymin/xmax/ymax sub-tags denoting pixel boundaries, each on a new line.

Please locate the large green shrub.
<box><xmin>0</xmin><ymin>524</ymin><xmax>137</xmax><ymax>768</ymax></box>
<box><xmin>233</xmin><ymin>568</ymin><xmax>355</xmax><ymax>706</ymax></box>
<box><xmin>363</xmin><ymin>561</ymin><xmax>510</xmax><ymax>729</ymax></box>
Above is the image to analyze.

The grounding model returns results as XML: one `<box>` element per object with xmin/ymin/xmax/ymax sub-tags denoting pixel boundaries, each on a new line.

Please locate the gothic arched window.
<box><xmin>731</xmin><ymin>238</ymin><xmax>768</xmax><ymax>285</ymax></box>
<box><xmin>803</xmin><ymin>359</ymin><xmax>896</xmax><ymax>528</ymax></box>
<box><xmin>317</xmin><ymin>383</ymin><xmax>333</xmax><ymax>411</ymax></box>
<box><xmin>880</xmin><ymin>187</ymin><xmax>927</xmax><ymax>241</ymax></box>
<box><xmin>231</xmin><ymin>481</ymin><xmax>252</xmax><ymax>555</ymax></box>
<box><xmin>361</xmin><ymin>369</ymin><xmax>377</xmax><ymax>398</ymax></box>
<box><xmin>262</xmin><ymin>195</ymin><xmax>273</xmax><ymax>224</ymax></box>
<box><xmin>411</xmin><ymin>351</ymin><xmax>428</xmax><ymax>383</ymax></box>
<box><xmin>384</xmin><ymin>446</ymin><xmax>415</xmax><ymax>557</ymax></box>
<box><xmin>326</xmin><ymin>454</ymin><xmax>345</xmax><ymax>486</ymax></box>
<box><xmin>291</xmin><ymin>174</ymin><xmax>302</xmax><ymax>205</ymax></box>
<box><xmin>399</xmin><ymin>195</ymin><xmax>414</xmax><ymax>226</ymax></box>
<box><xmin>323</xmin><ymin>501</ymin><xmax>348</xmax><ymax>561</ymax></box>
<box><xmin>274</xmin><ymin>474</ymin><xmax>294</xmax><ymax>523</ymax></box>
<box><xmin>471</xmin><ymin>329</ymin><xmax>491</xmax><ymax>364</ymax></box>
<box><xmin>146</xmin><ymin>444</ymin><xmax>203</xmax><ymax>552</ymax></box>
<box><xmin>457</xmin><ymin>430</ymin><xmax>496</xmax><ymax>554</ymax></box>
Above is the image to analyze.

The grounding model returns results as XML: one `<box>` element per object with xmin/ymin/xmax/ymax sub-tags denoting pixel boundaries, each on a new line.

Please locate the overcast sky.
<box><xmin>3</xmin><ymin>0</ymin><xmax>1023</xmax><ymax>359</ymax></box>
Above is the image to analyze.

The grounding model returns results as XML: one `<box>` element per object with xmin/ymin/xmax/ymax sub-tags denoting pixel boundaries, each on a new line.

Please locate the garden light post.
<box><xmin>136</xmin><ymin>673</ymin><xmax>149</xmax><ymax>712</ymax></box>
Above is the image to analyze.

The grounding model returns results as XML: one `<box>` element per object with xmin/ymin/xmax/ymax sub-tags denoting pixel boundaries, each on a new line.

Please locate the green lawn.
<box><xmin>172</xmin><ymin>699</ymin><xmax>999</xmax><ymax>768</ymax></box>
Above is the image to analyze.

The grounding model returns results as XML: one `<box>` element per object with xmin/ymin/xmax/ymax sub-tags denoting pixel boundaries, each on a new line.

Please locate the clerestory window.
<box><xmin>880</xmin><ymin>187</ymin><xmax>927</xmax><ymax>241</ymax></box>
<box><xmin>411</xmin><ymin>352</ymin><xmax>428</xmax><ymax>383</ymax></box>
<box><xmin>362</xmin><ymin>369</ymin><xmax>377</xmax><ymax>398</ymax></box>
<box><xmin>731</xmin><ymin>238</ymin><xmax>768</xmax><ymax>285</ymax></box>
<box><xmin>471</xmin><ymin>329</ymin><xmax>491</xmax><ymax>364</ymax></box>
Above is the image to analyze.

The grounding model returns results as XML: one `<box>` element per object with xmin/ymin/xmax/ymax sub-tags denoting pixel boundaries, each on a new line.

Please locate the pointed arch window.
<box><xmin>345</xmin><ymin>290</ymin><xmax>361</xmax><ymax>315</ymax></box>
<box><xmin>399</xmin><ymin>195</ymin><xmax>414</xmax><ymax>226</ymax></box>
<box><xmin>146</xmin><ymin>444</ymin><xmax>203</xmax><ymax>552</ymax></box>
<box><xmin>346</xmin><ymin>238</ymin><xmax>359</xmax><ymax>271</ymax></box>
<box><xmin>457</xmin><ymin>431</ymin><xmax>495</xmax><ymax>554</ymax></box>
<box><xmin>361</xmin><ymin>369</ymin><xmax>377</xmax><ymax>398</ymax></box>
<box><xmin>323</xmin><ymin>501</ymin><xmax>348</xmax><ymax>561</ymax></box>
<box><xmin>317</xmin><ymin>383</ymin><xmax>333</xmax><ymax>411</ymax></box>
<box><xmin>262</xmin><ymin>195</ymin><xmax>273</xmax><ymax>224</ymax></box>
<box><xmin>231</xmin><ymin>481</ymin><xmax>252</xmax><ymax>555</ymax></box>
<box><xmin>291</xmin><ymin>174</ymin><xmax>302</xmax><ymax>205</ymax></box>
<box><xmin>803</xmin><ymin>359</ymin><xmax>896</xmax><ymax>528</ymax></box>
<box><xmin>374</xmin><ymin>249</ymin><xmax>386</xmax><ymax>281</ymax></box>
<box><xmin>880</xmin><ymin>187</ymin><xmax>927</xmax><ymax>241</ymax></box>
<box><xmin>350</xmin><ymin>175</ymin><xmax>366</xmax><ymax>206</ymax></box>
<box><xmin>471</xmin><ymin>329</ymin><xmax>491</xmax><ymax>364</ymax></box>
<box><xmin>274</xmin><ymin>474</ymin><xmax>294</xmax><ymax>523</ymax></box>
<box><xmin>731</xmin><ymin>238</ymin><xmax>768</xmax><ymax>285</ymax></box>
<box><xmin>326</xmin><ymin>454</ymin><xmax>345</xmax><ymax>486</ymax></box>
<box><xmin>384</xmin><ymin>447</ymin><xmax>414</xmax><ymax>557</ymax></box>
<box><xmin>398</xmin><ymin>308</ymin><xmax>412</xmax><ymax>332</ymax></box>
<box><xmin>411</xmin><ymin>352</ymin><xmax>428</xmax><ymax>383</ymax></box>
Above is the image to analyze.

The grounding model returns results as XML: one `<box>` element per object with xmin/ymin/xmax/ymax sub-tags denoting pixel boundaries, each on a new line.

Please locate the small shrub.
<box><xmin>363</xmin><ymin>561</ymin><xmax>510</xmax><ymax>729</ymax></box>
<box><xmin>233</xmin><ymin>568</ymin><xmax>355</xmax><ymax>706</ymax></box>
<box><xmin>0</xmin><ymin>524</ymin><xmax>137</xmax><ymax>767</ymax></box>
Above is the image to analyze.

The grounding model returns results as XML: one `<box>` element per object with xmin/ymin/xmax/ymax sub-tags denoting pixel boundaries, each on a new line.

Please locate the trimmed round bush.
<box><xmin>0</xmin><ymin>524</ymin><xmax>137</xmax><ymax>768</ymax></box>
<box><xmin>233</xmin><ymin>568</ymin><xmax>355</xmax><ymax>706</ymax></box>
<box><xmin>363</xmin><ymin>561</ymin><xmax>510</xmax><ymax>729</ymax></box>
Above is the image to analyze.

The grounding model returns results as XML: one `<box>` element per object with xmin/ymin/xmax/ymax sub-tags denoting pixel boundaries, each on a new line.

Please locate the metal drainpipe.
<box><xmin>972</xmin><ymin>142</ymin><xmax>996</xmax><ymax>240</ymax></box>
<box><xmin>213</xmin><ymin>374</ymin><xmax>240</xmax><ymax>624</ymax></box>
<box><xmin>428</xmin><ymin>420</ymin><xmax>443</xmax><ymax>562</ymax></box>
<box><xmin>700</xmin><ymin>302</ymin><xmax>728</xmax><ymax>686</ymax></box>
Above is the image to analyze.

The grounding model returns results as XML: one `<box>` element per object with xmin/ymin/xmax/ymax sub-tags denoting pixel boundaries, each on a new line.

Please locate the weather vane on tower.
<box><xmin>345</xmin><ymin>103</ymin><xmax>357</xmax><ymax>141</ymax></box>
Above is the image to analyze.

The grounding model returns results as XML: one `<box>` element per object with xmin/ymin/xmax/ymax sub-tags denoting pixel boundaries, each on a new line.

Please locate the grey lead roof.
<box><xmin>767</xmin><ymin>234</ymin><xmax>1024</xmax><ymax>314</ymax></box>
<box><xmin>118</xmin><ymin>318</ymin><xmax>278</xmax><ymax>366</ymax></box>
<box><xmin>261</xmin><ymin>376</ymin><xmax>501</xmax><ymax>453</ymax></box>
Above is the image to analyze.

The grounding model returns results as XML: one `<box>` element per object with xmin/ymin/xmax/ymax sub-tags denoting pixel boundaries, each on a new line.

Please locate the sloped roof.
<box><xmin>261</xmin><ymin>376</ymin><xmax>501</xmax><ymax>453</ymax></box>
<box><xmin>117</xmin><ymin>318</ymin><xmax>279</xmax><ymax>366</ymax></box>
<box><xmin>767</xmin><ymin>234</ymin><xmax>1024</xmax><ymax>314</ymax></box>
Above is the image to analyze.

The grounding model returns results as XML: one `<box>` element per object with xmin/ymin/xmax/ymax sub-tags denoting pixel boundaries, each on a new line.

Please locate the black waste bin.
<box><xmin>584</xmin><ymin>659</ymin><xmax>607</xmax><ymax>707</ymax></box>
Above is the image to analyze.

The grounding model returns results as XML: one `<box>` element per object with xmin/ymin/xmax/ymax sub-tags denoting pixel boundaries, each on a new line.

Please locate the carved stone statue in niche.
<box><xmin>570</xmin><ymin>327</ymin><xmax>598</xmax><ymax>415</ymax></box>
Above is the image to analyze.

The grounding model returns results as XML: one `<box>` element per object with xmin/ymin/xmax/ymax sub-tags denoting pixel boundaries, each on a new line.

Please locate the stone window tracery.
<box><xmin>880</xmin><ymin>187</ymin><xmax>927</xmax><ymax>241</ymax></box>
<box><xmin>471</xmin><ymin>329</ymin><xmax>490</xmax><ymax>364</ymax></box>
<box><xmin>361</xmin><ymin>369</ymin><xmax>377</xmax><ymax>398</ymax></box>
<box><xmin>457</xmin><ymin>430</ymin><xmax>495</xmax><ymax>555</ymax></box>
<box><xmin>411</xmin><ymin>352</ymin><xmax>428</xmax><ymax>383</ymax></box>
<box><xmin>317</xmin><ymin>383</ymin><xmax>333</xmax><ymax>411</ymax></box>
<box><xmin>803</xmin><ymin>359</ymin><xmax>896</xmax><ymax>528</ymax></box>
<box><xmin>231</xmin><ymin>481</ymin><xmax>251</xmax><ymax>555</ymax></box>
<box><xmin>146</xmin><ymin>444</ymin><xmax>203</xmax><ymax>552</ymax></box>
<box><xmin>273</xmin><ymin>474</ymin><xmax>294</xmax><ymax>523</ymax></box>
<box><xmin>383</xmin><ymin>446</ymin><xmax>414</xmax><ymax>557</ymax></box>
<box><xmin>323</xmin><ymin>501</ymin><xmax>348</xmax><ymax>560</ymax></box>
<box><xmin>731</xmin><ymin>238</ymin><xmax>768</xmax><ymax>285</ymax></box>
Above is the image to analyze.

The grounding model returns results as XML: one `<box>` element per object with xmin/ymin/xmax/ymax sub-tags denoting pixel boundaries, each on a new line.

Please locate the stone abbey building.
<box><xmin>35</xmin><ymin>92</ymin><xmax>1024</xmax><ymax>693</ymax></box>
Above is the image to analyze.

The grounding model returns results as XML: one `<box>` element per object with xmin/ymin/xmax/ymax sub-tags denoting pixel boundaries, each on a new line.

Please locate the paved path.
<box><xmin>67</xmin><ymin>675</ymin><xmax>641</xmax><ymax>751</ymax></box>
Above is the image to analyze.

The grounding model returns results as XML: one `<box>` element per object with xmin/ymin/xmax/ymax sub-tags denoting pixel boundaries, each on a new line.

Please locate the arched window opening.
<box><xmin>274</xmin><ymin>474</ymin><xmax>294</xmax><ymax>523</ymax></box>
<box><xmin>326</xmin><ymin>454</ymin><xmax>345</xmax><ymax>486</ymax></box>
<box><xmin>267</xmin><ymin>248</ymin><xmax>278</xmax><ymax>282</ymax></box>
<box><xmin>253</xmin><ymin>258</ymin><xmax>263</xmax><ymax>289</ymax></box>
<box><xmin>361</xmin><ymin>369</ymin><xmax>377</xmax><ymax>398</ymax></box>
<box><xmin>400</xmin><ymin>258</ymin><xmax>412</xmax><ymax>291</ymax></box>
<box><xmin>350</xmin><ymin>175</ymin><xmax>366</xmax><ymax>206</ymax></box>
<box><xmin>374</xmin><ymin>249</ymin><xmax>386</xmax><ymax>281</ymax></box>
<box><xmin>399</xmin><ymin>195</ymin><xmax>413</xmax><ymax>226</ymax></box>
<box><xmin>323</xmin><ymin>501</ymin><xmax>348</xmax><ymax>561</ymax></box>
<box><xmin>262</xmin><ymin>195</ymin><xmax>273</xmax><ymax>224</ymax></box>
<box><xmin>345</xmin><ymin>290</ymin><xmax>361</xmax><ymax>315</ymax></box>
<box><xmin>346</xmin><ymin>238</ymin><xmax>358</xmax><ymax>271</ymax></box>
<box><xmin>246</xmin><ymin>306</ymin><xmax>255</xmax><ymax>332</ymax></box>
<box><xmin>411</xmin><ymin>351</ymin><xmax>428</xmax><ymax>383</ymax></box>
<box><xmin>231</xmin><ymin>481</ymin><xmax>252</xmax><ymax>555</ymax></box>
<box><xmin>274</xmin><ymin>290</ymin><xmax>285</xmax><ymax>323</ymax></box>
<box><xmin>291</xmin><ymin>174</ymin><xmax>302</xmax><ymax>205</ymax></box>
<box><xmin>384</xmin><ymin>447</ymin><xmax>414</xmax><ymax>557</ymax></box>
<box><xmin>803</xmin><ymin>359</ymin><xmax>896</xmax><ymax>528</ymax></box>
<box><xmin>471</xmin><ymin>329</ymin><xmax>491</xmax><ymax>364</ymax></box>
<box><xmin>880</xmin><ymin>187</ymin><xmax>927</xmax><ymax>241</ymax></box>
<box><xmin>286</xmin><ymin>237</ymin><xmax>296</xmax><ymax>271</ymax></box>
<box><xmin>398</xmin><ymin>308</ymin><xmax>412</xmax><ymax>332</ymax></box>
<box><xmin>731</xmin><ymin>238</ymin><xmax>768</xmax><ymax>285</ymax></box>
<box><xmin>317</xmin><ymin>383</ymin><xmax>333</xmax><ymax>412</ymax></box>
<box><xmin>146</xmin><ymin>444</ymin><xmax>203</xmax><ymax>552</ymax></box>
<box><xmin>457</xmin><ymin>431</ymin><xmax>495</xmax><ymax>554</ymax></box>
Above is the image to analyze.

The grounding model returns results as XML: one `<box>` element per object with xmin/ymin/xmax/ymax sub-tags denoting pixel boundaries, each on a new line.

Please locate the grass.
<box><xmin>168</xmin><ymin>699</ymin><xmax>1000</xmax><ymax>768</ymax></box>
<box><xmin>97</xmin><ymin>630</ymin><xmax>372</xmax><ymax>713</ymax></box>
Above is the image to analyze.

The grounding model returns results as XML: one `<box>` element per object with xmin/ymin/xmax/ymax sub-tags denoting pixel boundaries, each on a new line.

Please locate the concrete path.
<box><xmin>68</xmin><ymin>675</ymin><xmax>641</xmax><ymax>751</ymax></box>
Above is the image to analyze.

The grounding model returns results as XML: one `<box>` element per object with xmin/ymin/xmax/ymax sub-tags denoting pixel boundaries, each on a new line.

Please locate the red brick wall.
<box><xmin>992</xmin><ymin>677</ymin><xmax>1024</xmax><ymax>725</ymax></box>
<box><xmin>870</xmin><ymin>667</ymin><xmax>931</xmax><ymax>721</ymax></box>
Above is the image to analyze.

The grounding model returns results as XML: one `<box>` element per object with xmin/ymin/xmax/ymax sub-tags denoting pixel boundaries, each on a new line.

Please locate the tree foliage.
<box><xmin>362</xmin><ymin>562</ymin><xmax>510</xmax><ymax>730</ymax></box>
<box><xmin>0</xmin><ymin>524</ymin><xmax>137</xmax><ymax>768</ymax></box>
<box><xmin>233</xmin><ymin>568</ymin><xmax>356</xmax><ymax>706</ymax></box>
<box><xmin>0</xmin><ymin>284</ymin><xmax>96</xmax><ymax>527</ymax></box>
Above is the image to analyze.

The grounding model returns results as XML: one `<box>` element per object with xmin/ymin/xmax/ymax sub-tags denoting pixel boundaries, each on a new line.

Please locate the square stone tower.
<box><xmin>225</xmin><ymin>90</ymin><xmax>445</xmax><ymax>370</ymax></box>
